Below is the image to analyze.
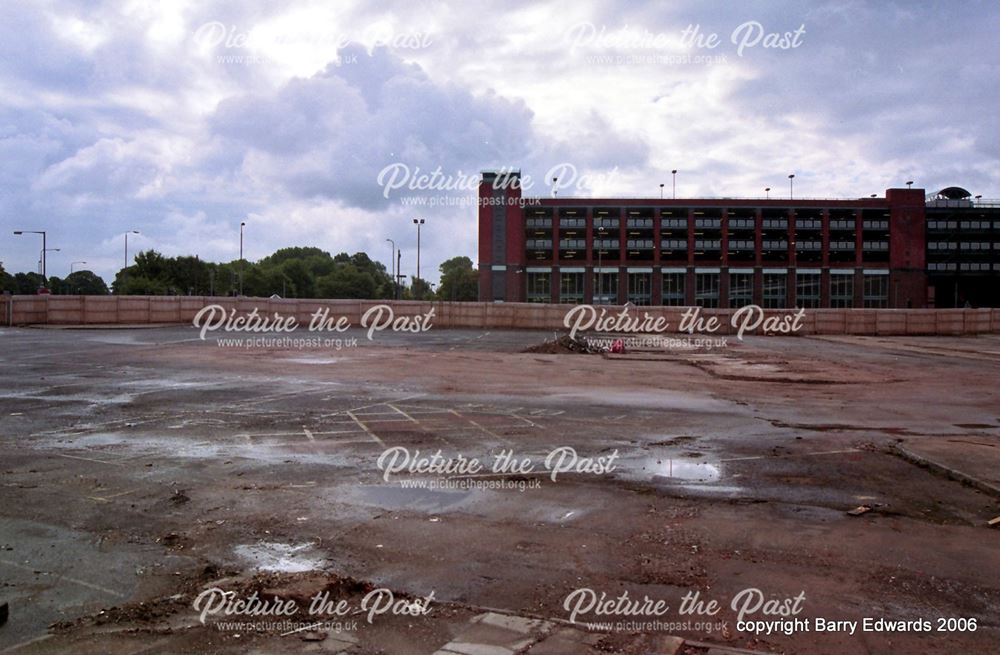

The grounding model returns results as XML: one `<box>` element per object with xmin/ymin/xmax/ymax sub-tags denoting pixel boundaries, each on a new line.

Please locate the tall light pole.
<box><xmin>671</xmin><ymin>170</ymin><xmax>677</xmax><ymax>199</ymax></box>
<box><xmin>123</xmin><ymin>230</ymin><xmax>139</xmax><ymax>292</ymax></box>
<box><xmin>239</xmin><ymin>221</ymin><xmax>246</xmax><ymax>296</ymax></box>
<box><xmin>13</xmin><ymin>230</ymin><xmax>46</xmax><ymax>279</ymax></box>
<box><xmin>71</xmin><ymin>261</ymin><xmax>87</xmax><ymax>273</ymax></box>
<box><xmin>386</xmin><ymin>238</ymin><xmax>395</xmax><ymax>298</ymax></box>
<box><xmin>765</xmin><ymin>187</ymin><xmax>771</xmax><ymax>199</ymax></box>
<box><xmin>788</xmin><ymin>174</ymin><xmax>795</xmax><ymax>200</ymax></box>
<box><xmin>906</xmin><ymin>180</ymin><xmax>914</xmax><ymax>189</ymax></box>
<box><xmin>659</xmin><ymin>183</ymin><xmax>664</xmax><ymax>199</ymax></box>
<box><xmin>412</xmin><ymin>218</ymin><xmax>425</xmax><ymax>282</ymax></box>
<box><xmin>41</xmin><ymin>248</ymin><xmax>60</xmax><ymax>276</ymax></box>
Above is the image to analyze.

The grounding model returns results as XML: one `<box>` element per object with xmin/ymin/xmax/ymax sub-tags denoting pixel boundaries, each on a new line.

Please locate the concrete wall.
<box><xmin>2</xmin><ymin>295</ymin><xmax>1000</xmax><ymax>336</ymax></box>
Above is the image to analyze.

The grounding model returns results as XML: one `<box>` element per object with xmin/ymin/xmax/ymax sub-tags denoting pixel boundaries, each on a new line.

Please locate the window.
<box><xmin>863</xmin><ymin>274</ymin><xmax>889</xmax><ymax>308</ymax></box>
<box><xmin>661</xmin><ymin>218</ymin><xmax>687</xmax><ymax>229</ymax></box>
<box><xmin>594</xmin><ymin>271</ymin><xmax>618</xmax><ymax>305</ymax></box>
<box><xmin>796</xmin><ymin>273</ymin><xmax>820</xmax><ymax>308</ymax></box>
<box><xmin>695</xmin><ymin>273</ymin><xmax>720</xmax><ymax>308</ymax></box>
<box><xmin>560</xmin><ymin>217</ymin><xmax>586</xmax><ymax>229</ymax></box>
<box><xmin>559</xmin><ymin>272</ymin><xmax>585</xmax><ymax>304</ymax></box>
<box><xmin>662</xmin><ymin>272</ymin><xmax>686</xmax><ymax>306</ymax></box>
<box><xmin>594</xmin><ymin>217</ymin><xmax>619</xmax><ymax>229</ymax></box>
<box><xmin>762</xmin><ymin>273</ymin><xmax>787</xmax><ymax>308</ymax></box>
<box><xmin>559</xmin><ymin>239</ymin><xmax>586</xmax><ymax>249</ymax></box>
<box><xmin>661</xmin><ymin>239</ymin><xmax>687</xmax><ymax>250</ymax></box>
<box><xmin>627</xmin><ymin>217</ymin><xmax>653</xmax><ymax>229</ymax></box>
<box><xmin>762</xmin><ymin>219</ymin><xmax>788</xmax><ymax>229</ymax></box>
<box><xmin>526</xmin><ymin>272</ymin><xmax>550</xmax><ymax>303</ymax></box>
<box><xmin>729</xmin><ymin>218</ymin><xmax>755</xmax><ymax>230</ymax></box>
<box><xmin>525</xmin><ymin>239</ymin><xmax>552</xmax><ymax>249</ymax></box>
<box><xmin>830</xmin><ymin>275</ymin><xmax>854</xmax><ymax>308</ymax></box>
<box><xmin>729</xmin><ymin>272</ymin><xmax>754</xmax><ymax>308</ymax></box>
<box><xmin>525</xmin><ymin>217</ymin><xmax>552</xmax><ymax>229</ymax></box>
<box><xmin>627</xmin><ymin>272</ymin><xmax>652</xmax><ymax>305</ymax></box>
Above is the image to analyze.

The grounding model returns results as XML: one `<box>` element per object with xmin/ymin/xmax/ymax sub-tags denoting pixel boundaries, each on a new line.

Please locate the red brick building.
<box><xmin>478</xmin><ymin>171</ymin><xmax>998</xmax><ymax>308</ymax></box>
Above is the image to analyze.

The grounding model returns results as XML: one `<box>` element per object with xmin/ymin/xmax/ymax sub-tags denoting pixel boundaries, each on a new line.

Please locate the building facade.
<box><xmin>478</xmin><ymin>172</ymin><xmax>999</xmax><ymax>308</ymax></box>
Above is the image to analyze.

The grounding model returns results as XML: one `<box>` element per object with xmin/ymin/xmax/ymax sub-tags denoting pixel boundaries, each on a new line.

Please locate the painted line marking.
<box><xmin>347</xmin><ymin>411</ymin><xmax>384</xmax><ymax>447</ymax></box>
<box><xmin>0</xmin><ymin>558</ymin><xmax>125</xmax><ymax>598</ymax></box>
<box><xmin>719</xmin><ymin>448</ymin><xmax>862</xmax><ymax>463</ymax></box>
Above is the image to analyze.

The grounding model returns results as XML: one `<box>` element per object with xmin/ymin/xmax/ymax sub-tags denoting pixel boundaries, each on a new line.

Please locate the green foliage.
<box><xmin>105</xmin><ymin>247</ymin><xmax>416</xmax><ymax>299</ymax></box>
<box><xmin>62</xmin><ymin>271</ymin><xmax>111</xmax><ymax>295</ymax></box>
<box><xmin>436</xmin><ymin>256</ymin><xmax>478</xmax><ymax>301</ymax></box>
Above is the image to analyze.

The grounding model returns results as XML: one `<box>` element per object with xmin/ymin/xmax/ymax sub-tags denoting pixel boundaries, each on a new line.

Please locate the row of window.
<box><xmin>525</xmin><ymin>271</ymin><xmax>890</xmax><ymax>308</ymax></box>
<box><xmin>526</xmin><ymin>240</ymin><xmax>890</xmax><ymax>252</ymax></box>
<box><xmin>928</xmin><ymin>242</ymin><xmax>998</xmax><ymax>250</ymax></box>
<box><xmin>929</xmin><ymin>262</ymin><xmax>1000</xmax><ymax>272</ymax></box>
<box><xmin>928</xmin><ymin>220</ymin><xmax>996</xmax><ymax>230</ymax></box>
<box><xmin>525</xmin><ymin>218</ymin><xmax>893</xmax><ymax>230</ymax></box>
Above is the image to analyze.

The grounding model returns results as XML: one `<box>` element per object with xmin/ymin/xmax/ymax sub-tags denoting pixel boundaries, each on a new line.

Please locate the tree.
<box><xmin>62</xmin><ymin>271</ymin><xmax>110</xmax><ymax>295</ymax></box>
<box><xmin>13</xmin><ymin>272</ymin><xmax>46</xmax><ymax>294</ymax></box>
<box><xmin>317</xmin><ymin>264</ymin><xmax>377</xmax><ymax>299</ymax></box>
<box><xmin>409</xmin><ymin>277</ymin><xmax>434</xmax><ymax>300</ymax></box>
<box><xmin>437</xmin><ymin>256</ymin><xmax>478</xmax><ymax>301</ymax></box>
<box><xmin>0</xmin><ymin>262</ymin><xmax>16</xmax><ymax>293</ymax></box>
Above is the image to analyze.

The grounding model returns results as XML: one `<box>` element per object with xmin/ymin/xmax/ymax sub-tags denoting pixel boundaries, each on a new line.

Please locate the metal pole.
<box><xmin>672</xmin><ymin>170</ymin><xmax>677</xmax><ymax>199</ymax></box>
<box><xmin>386</xmin><ymin>238</ymin><xmax>395</xmax><ymax>298</ymax></box>
<box><xmin>42</xmin><ymin>232</ymin><xmax>46</xmax><ymax>280</ymax></box>
<box><xmin>239</xmin><ymin>222</ymin><xmax>245</xmax><ymax>296</ymax></box>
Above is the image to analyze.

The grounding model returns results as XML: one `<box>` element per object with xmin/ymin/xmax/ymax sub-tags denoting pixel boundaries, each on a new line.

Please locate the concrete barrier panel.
<box><xmin>876</xmin><ymin>311</ymin><xmax>907</xmax><ymax>336</ymax></box>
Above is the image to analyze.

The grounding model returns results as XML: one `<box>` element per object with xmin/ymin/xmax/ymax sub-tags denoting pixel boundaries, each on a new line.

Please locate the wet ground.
<box><xmin>1</xmin><ymin>326</ymin><xmax>998</xmax><ymax>654</ymax></box>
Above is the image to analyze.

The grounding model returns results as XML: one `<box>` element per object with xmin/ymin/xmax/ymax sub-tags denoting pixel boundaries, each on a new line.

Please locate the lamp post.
<box><xmin>13</xmin><ymin>230</ymin><xmax>46</xmax><ymax>279</ymax></box>
<box><xmin>41</xmin><ymin>248</ymin><xmax>60</xmax><ymax>276</ymax></box>
<box><xmin>386</xmin><ymin>238</ymin><xmax>395</xmax><ymax>298</ymax></box>
<box><xmin>71</xmin><ymin>261</ymin><xmax>87</xmax><ymax>274</ymax></box>
<box><xmin>765</xmin><ymin>187</ymin><xmax>771</xmax><ymax>199</ymax></box>
<box><xmin>906</xmin><ymin>180</ymin><xmax>914</xmax><ymax>189</ymax></box>
<box><xmin>659</xmin><ymin>183</ymin><xmax>664</xmax><ymax>199</ymax></box>
<box><xmin>671</xmin><ymin>170</ymin><xmax>677</xmax><ymax>199</ymax></box>
<box><xmin>239</xmin><ymin>221</ymin><xmax>246</xmax><ymax>296</ymax></box>
<box><xmin>788</xmin><ymin>174</ymin><xmax>795</xmax><ymax>200</ymax></box>
<box><xmin>123</xmin><ymin>230</ymin><xmax>139</xmax><ymax>292</ymax></box>
<box><xmin>412</xmin><ymin>218</ymin><xmax>425</xmax><ymax>282</ymax></box>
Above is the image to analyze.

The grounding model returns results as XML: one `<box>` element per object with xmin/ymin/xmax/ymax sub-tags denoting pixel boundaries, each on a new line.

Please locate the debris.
<box><xmin>0</xmin><ymin>601</ymin><xmax>7</xmax><ymax>627</ymax></box>
<box><xmin>170</xmin><ymin>490</ymin><xmax>190</xmax><ymax>505</ymax></box>
<box><xmin>523</xmin><ymin>335</ymin><xmax>601</xmax><ymax>355</ymax></box>
<box><xmin>989</xmin><ymin>516</ymin><xmax>1000</xmax><ymax>527</ymax></box>
<box><xmin>301</xmin><ymin>630</ymin><xmax>326</xmax><ymax>641</ymax></box>
<box><xmin>847</xmin><ymin>505</ymin><xmax>872</xmax><ymax>516</ymax></box>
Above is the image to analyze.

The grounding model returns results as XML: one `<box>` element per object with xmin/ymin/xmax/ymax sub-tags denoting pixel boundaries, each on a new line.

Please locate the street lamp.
<box><xmin>671</xmin><ymin>170</ymin><xmax>677</xmax><ymax>199</ymax></box>
<box><xmin>788</xmin><ymin>174</ymin><xmax>795</xmax><ymax>200</ymax></box>
<box><xmin>765</xmin><ymin>187</ymin><xmax>771</xmax><ymax>199</ymax></box>
<box><xmin>906</xmin><ymin>180</ymin><xmax>914</xmax><ymax>189</ymax></box>
<box><xmin>239</xmin><ymin>221</ymin><xmax>246</xmax><ymax>296</ymax></box>
<box><xmin>412</xmin><ymin>218</ymin><xmax>425</xmax><ymax>282</ymax></box>
<box><xmin>552</xmin><ymin>176</ymin><xmax>558</xmax><ymax>198</ymax></box>
<box><xmin>659</xmin><ymin>183</ymin><xmax>664</xmax><ymax>199</ymax></box>
<box><xmin>40</xmin><ymin>248</ymin><xmax>60</xmax><ymax>276</ymax></box>
<box><xmin>13</xmin><ymin>230</ymin><xmax>46</xmax><ymax>279</ymax></box>
<box><xmin>386</xmin><ymin>238</ymin><xmax>396</xmax><ymax>299</ymax></box>
<box><xmin>71</xmin><ymin>261</ymin><xmax>87</xmax><ymax>273</ymax></box>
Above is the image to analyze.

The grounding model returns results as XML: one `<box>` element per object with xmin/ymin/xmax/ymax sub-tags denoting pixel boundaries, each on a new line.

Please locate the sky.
<box><xmin>1</xmin><ymin>0</ymin><xmax>998</xmax><ymax>286</ymax></box>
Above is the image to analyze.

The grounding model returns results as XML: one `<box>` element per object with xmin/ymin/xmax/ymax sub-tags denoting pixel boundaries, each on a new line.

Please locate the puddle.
<box><xmin>345</xmin><ymin>485</ymin><xmax>478</xmax><ymax>512</ymax></box>
<box><xmin>646</xmin><ymin>458</ymin><xmax>721</xmax><ymax>482</ymax></box>
<box><xmin>234</xmin><ymin>542</ymin><xmax>325</xmax><ymax>572</ymax></box>
<box><xmin>616</xmin><ymin>454</ymin><xmax>723</xmax><ymax>484</ymax></box>
<box><xmin>283</xmin><ymin>356</ymin><xmax>342</xmax><ymax>365</ymax></box>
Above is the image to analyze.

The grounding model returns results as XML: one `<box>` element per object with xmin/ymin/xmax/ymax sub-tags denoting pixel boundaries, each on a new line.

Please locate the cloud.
<box><xmin>0</xmin><ymin>0</ymin><xmax>997</xmax><ymax>285</ymax></box>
